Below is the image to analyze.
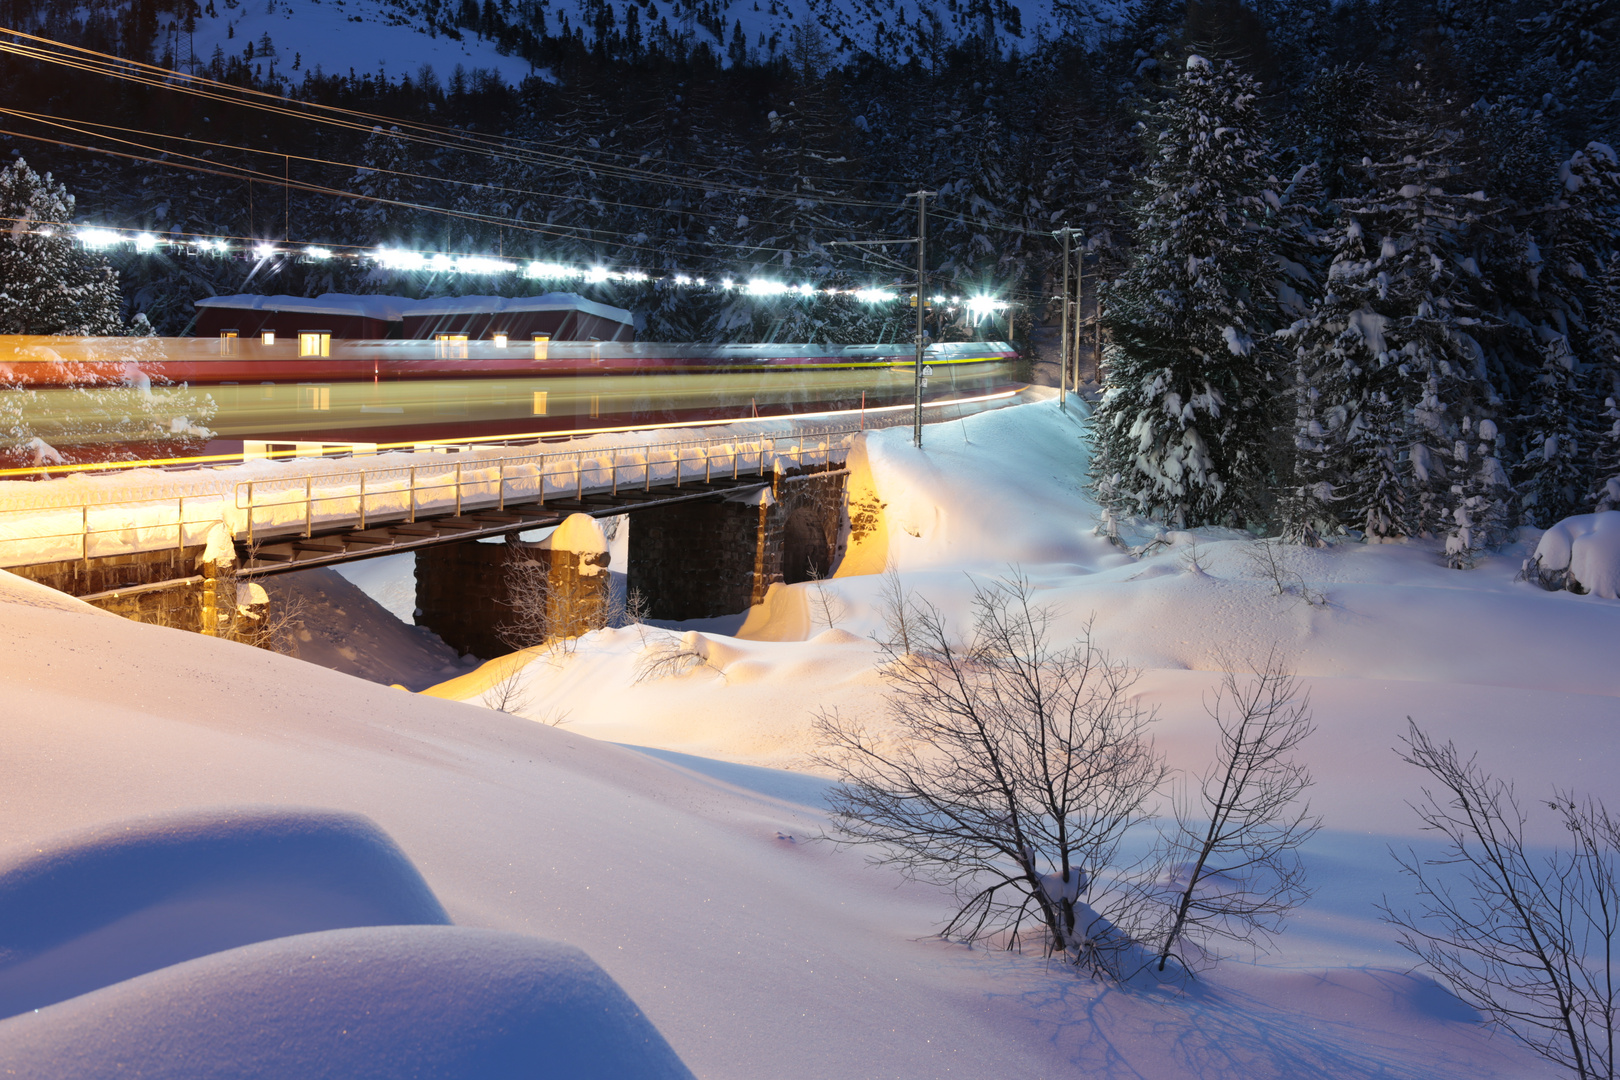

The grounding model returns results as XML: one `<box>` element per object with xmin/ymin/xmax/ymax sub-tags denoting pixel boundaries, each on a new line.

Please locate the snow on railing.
<box><xmin>0</xmin><ymin>426</ymin><xmax>856</xmax><ymax>568</ymax></box>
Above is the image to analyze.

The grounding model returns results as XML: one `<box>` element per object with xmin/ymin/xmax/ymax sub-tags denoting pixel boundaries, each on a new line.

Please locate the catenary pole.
<box><xmin>1055</xmin><ymin>226</ymin><xmax>1073</xmax><ymax>411</ymax></box>
<box><xmin>1072</xmin><ymin>229</ymin><xmax>1086</xmax><ymax>392</ymax></box>
<box><xmin>910</xmin><ymin>189</ymin><xmax>935</xmax><ymax>448</ymax></box>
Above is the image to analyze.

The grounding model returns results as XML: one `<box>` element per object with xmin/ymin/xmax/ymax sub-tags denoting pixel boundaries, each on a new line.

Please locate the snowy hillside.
<box><xmin>180</xmin><ymin>0</ymin><xmax>1104</xmax><ymax>84</ymax></box>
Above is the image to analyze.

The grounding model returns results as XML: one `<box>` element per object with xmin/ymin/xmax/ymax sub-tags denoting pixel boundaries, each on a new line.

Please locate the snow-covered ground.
<box><xmin>6</xmin><ymin>396</ymin><xmax>1617</xmax><ymax>1076</ymax></box>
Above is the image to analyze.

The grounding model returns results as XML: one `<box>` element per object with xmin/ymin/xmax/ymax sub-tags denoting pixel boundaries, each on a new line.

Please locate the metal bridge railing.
<box><xmin>234</xmin><ymin>426</ymin><xmax>860</xmax><ymax>545</ymax></box>
<box><xmin>0</xmin><ymin>389</ymin><xmax>1020</xmax><ymax>570</ymax></box>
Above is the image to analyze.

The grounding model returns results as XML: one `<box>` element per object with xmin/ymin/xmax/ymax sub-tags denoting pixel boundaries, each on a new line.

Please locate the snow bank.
<box><xmin>1533</xmin><ymin>511</ymin><xmax>1620</xmax><ymax>599</ymax></box>
<box><xmin>261</xmin><ymin>567</ymin><xmax>473</xmax><ymax>688</ymax></box>
<box><xmin>0</xmin><ymin>925</ymin><xmax>695</xmax><ymax>1080</ymax></box>
<box><xmin>0</xmin><ymin>807</ymin><xmax>450</xmax><ymax>1018</ymax></box>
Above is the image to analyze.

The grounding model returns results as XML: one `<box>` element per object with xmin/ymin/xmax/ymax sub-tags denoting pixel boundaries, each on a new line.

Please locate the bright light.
<box><xmin>455</xmin><ymin>255</ymin><xmax>512</xmax><ymax>275</ymax></box>
<box><xmin>375</xmin><ymin>248</ymin><xmax>426</xmax><ymax>271</ymax></box>
<box><xmin>201</xmin><ymin>238</ymin><xmax>227</xmax><ymax>253</ymax></box>
<box><xmin>255</xmin><ymin>243</ymin><xmax>280</xmax><ymax>258</ymax></box>
<box><xmin>673</xmin><ymin>274</ymin><xmax>692</xmax><ymax>285</ymax></box>
<box><xmin>584</xmin><ymin>266</ymin><xmax>611</xmax><ymax>284</ymax></box>
<box><xmin>79</xmin><ymin>229</ymin><xmax>121</xmax><ymax>249</ymax></box>
<box><xmin>746</xmin><ymin>279</ymin><xmax>789</xmax><ymax>296</ymax></box>
<box><xmin>965</xmin><ymin>295</ymin><xmax>1009</xmax><ymax>321</ymax></box>
<box><xmin>721</xmin><ymin>278</ymin><xmax>735</xmax><ymax>290</ymax></box>
<box><xmin>134</xmin><ymin>233</ymin><xmax>160</xmax><ymax>252</ymax></box>
<box><xmin>855</xmin><ymin>289</ymin><xmax>897</xmax><ymax>303</ymax></box>
<box><xmin>304</xmin><ymin>246</ymin><xmax>333</xmax><ymax>260</ymax></box>
<box><xmin>426</xmin><ymin>253</ymin><xmax>456</xmax><ymax>273</ymax></box>
<box><xmin>261</xmin><ymin>331</ymin><xmax>276</xmax><ymax>345</ymax></box>
<box><xmin>492</xmin><ymin>333</ymin><xmax>508</xmax><ymax>349</ymax></box>
<box><xmin>525</xmin><ymin>261</ymin><xmax>579</xmax><ymax>279</ymax></box>
<box><xmin>618</xmin><ymin>269</ymin><xmax>650</xmax><ymax>282</ymax></box>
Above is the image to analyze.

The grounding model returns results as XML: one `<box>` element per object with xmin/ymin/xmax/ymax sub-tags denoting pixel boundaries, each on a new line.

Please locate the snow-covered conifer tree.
<box><xmin>1284</xmin><ymin>88</ymin><xmax>1512</xmax><ymax>564</ymax></box>
<box><xmin>1090</xmin><ymin>54</ymin><xmax>1288</xmax><ymax>528</ymax></box>
<box><xmin>0</xmin><ymin>158</ymin><xmax>124</xmax><ymax>336</ymax></box>
<box><xmin>1512</xmin><ymin>337</ymin><xmax>1597</xmax><ymax>526</ymax></box>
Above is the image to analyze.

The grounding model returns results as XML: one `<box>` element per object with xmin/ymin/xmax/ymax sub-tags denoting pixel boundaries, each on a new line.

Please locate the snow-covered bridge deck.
<box><xmin>0</xmin><ymin>424</ymin><xmax>853</xmax><ymax>577</ymax></box>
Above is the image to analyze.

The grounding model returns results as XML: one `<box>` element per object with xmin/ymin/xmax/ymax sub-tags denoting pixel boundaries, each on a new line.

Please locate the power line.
<box><xmin>0</xmin><ymin>26</ymin><xmax>904</xmax><ymax>211</ymax></box>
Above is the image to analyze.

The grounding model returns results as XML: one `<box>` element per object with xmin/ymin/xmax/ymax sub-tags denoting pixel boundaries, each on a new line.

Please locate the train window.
<box><xmin>261</xmin><ymin>331</ymin><xmax>276</xmax><ymax>346</ymax></box>
<box><xmin>532</xmin><ymin>391</ymin><xmax>548</xmax><ymax>416</ymax></box>
<box><xmin>435</xmin><ymin>333</ymin><xmax>469</xmax><ymax>359</ymax></box>
<box><xmin>492</xmin><ymin>333</ymin><xmax>509</xmax><ymax>349</ymax></box>
<box><xmin>259</xmin><ymin>381</ymin><xmax>275</xmax><ymax>401</ymax></box>
<box><xmin>589</xmin><ymin>394</ymin><xmax>600</xmax><ymax>419</ymax></box>
<box><xmin>219</xmin><ymin>330</ymin><xmax>238</xmax><ymax>356</ymax></box>
<box><xmin>532</xmin><ymin>334</ymin><xmax>550</xmax><ymax>360</ymax></box>
<box><xmin>298</xmin><ymin>331</ymin><xmax>331</xmax><ymax>358</ymax></box>
<box><xmin>299</xmin><ymin>385</ymin><xmax>331</xmax><ymax>411</ymax></box>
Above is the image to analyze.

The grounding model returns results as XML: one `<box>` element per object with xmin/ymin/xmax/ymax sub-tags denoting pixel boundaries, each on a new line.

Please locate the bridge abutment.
<box><xmin>5</xmin><ymin>547</ymin><xmax>215</xmax><ymax>631</ymax></box>
<box><xmin>626</xmin><ymin>468</ymin><xmax>847</xmax><ymax>621</ymax></box>
<box><xmin>414</xmin><ymin>515</ymin><xmax>610</xmax><ymax>660</ymax></box>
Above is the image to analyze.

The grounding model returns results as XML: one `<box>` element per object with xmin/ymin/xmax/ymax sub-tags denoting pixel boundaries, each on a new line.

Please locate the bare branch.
<box><xmin>1155</xmin><ymin>652</ymin><xmax>1320</xmax><ymax>972</ymax></box>
<box><xmin>1383</xmin><ymin>721</ymin><xmax>1620</xmax><ymax>1079</ymax></box>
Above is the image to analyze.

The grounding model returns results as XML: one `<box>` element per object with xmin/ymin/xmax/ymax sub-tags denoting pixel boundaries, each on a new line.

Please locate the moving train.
<box><xmin>0</xmin><ymin>336</ymin><xmax>1024</xmax><ymax>469</ymax></box>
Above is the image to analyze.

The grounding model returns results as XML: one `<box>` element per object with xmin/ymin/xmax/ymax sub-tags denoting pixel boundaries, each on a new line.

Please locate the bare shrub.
<box><xmin>1385</xmin><ymin>721</ymin><xmax>1620</xmax><ymax>1079</ymax></box>
<box><xmin>805</xmin><ymin>561</ymin><xmax>849</xmax><ymax>631</ymax></box>
<box><xmin>480</xmin><ymin>657</ymin><xmax>534</xmax><ymax>715</ymax></box>
<box><xmin>1246</xmin><ymin>538</ymin><xmax>1328</xmax><ymax>606</ymax></box>
<box><xmin>814</xmin><ymin>574</ymin><xmax>1166</xmax><ymax>979</ymax></box>
<box><xmin>633</xmin><ymin>630</ymin><xmax>727</xmax><ymax>684</ymax></box>
<box><xmin>875</xmin><ymin>563</ymin><xmax>917</xmax><ymax>655</ymax></box>
<box><xmin>498</xmin><ymin>546</ymin><xmax>609</xmax><ymax>657</ymax></box>
<box><xmin>1155</xmin><ymin>653</ymin><xmax>1320</xmax><ymax>973</ymax></box>
<box><xmin>220</xmin><ymin>570</ymin><xmax>306</xmax><ymax>654</ymax></box>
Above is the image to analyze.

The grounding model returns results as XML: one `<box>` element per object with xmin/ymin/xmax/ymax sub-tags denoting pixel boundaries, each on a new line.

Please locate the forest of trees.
<box><xmin>0</xmin><ymin>0</ymin><xmax>1616</xmax><ymax>544</ymax></box>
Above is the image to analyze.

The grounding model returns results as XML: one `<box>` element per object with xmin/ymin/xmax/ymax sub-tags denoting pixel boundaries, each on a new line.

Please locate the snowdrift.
<box><xmin>2</xmin><ymin>398</ymin><xmax>1597</xmax><ymax>1079</ymax></box>
<box><xmin>0</xmin><ymin>807</ymin><xmax>450</xmax><ymax>1018</ymax></box>
<box><xmin>1532</xmin><ymin>510</ymin><xmax>1620</xmax><ymax>598</ymax></box>
<box><xmin>0</xmin><ymin>925</ymin><xmax>695</xmax><ymax>1080</ymax></box>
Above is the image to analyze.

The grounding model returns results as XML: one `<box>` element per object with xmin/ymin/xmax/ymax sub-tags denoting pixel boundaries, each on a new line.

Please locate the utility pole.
<box><xmin>825</xmin><ymin>190</ymin><xmax>938</xmax><ymax>448</ymax></box>
<box><xmin>909</xmin><ymin>189</ymin><xmax>935</xmax><ymax>449</ymax></box>
<box><xmin>1071</xmin><ymin>229</ymin><xmax>1086</xmax><ymax>393</ymax></box>
<box><xmin>1054</xmin><ymin>226</ymin><xmax>1077</xmax><ymax>412</ymax></box>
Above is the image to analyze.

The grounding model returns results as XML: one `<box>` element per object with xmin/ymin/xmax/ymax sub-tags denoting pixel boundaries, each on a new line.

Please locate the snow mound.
<box><xmin>1531</xmin><ymin>511</ymin><xmax>1620</xmax><ymax>599</ymax></box>
<box><xmin>0</xmin><ymin>570</ymin><xmax>110</xmax><ymax>616</ymax></box>
<box><xmin>0</xmin><ymin>925</ymin><xmax>695</xmax><ymax>1080</ymax></box>
<box><xmin>264</xmin><ymin>567</ymin><xmax>472</xmax><ymax>689</ymax></box>
<box><xmin>0</xmin><ymin>807</ymin><xmax>450</xmax><ymax>1018</ymax></box>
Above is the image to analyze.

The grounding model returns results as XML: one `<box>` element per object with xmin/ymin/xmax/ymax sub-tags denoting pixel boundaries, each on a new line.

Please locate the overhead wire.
<box><xmin>0</xmin><ymin>27</ymin><xmax>907</xmax><ymax>210</ymax></box>
<box><xmin>0</xmin><ymin>104</ymin><xmax>913</xmax><ymax>249</ymax></box>
<box><xmin>0</xmin><ymin>27</ymin><xmax>1056</xmax><ymax>302</ymax></box>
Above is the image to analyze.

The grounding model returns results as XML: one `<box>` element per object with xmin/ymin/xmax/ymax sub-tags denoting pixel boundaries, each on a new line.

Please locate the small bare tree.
<box><xmin>480</xmin><ymin>657</ymin><xmax>534</xmax><ymax>715</ymax></box>
<box><xmin>1154</xmin><ymin>654</ymin><xmax>1320</xmax><ymax>972</ymax></box>
<box><xmin>875</xmin><ymin>563</ymin><xmax>916</xmax><ymax>654</ymax></box>
<box><xmin>1384</xmin><ymin>721</ymin><xmax>1620</xmax><ymax>1080</ymax></box>
<box><xmin>805</xmin><ymin>560</ymin><xmax>849</xmax><ymax>632</ymax></box>
<box><xmin>1246</xmin><ymin>538</ymin><xmax>1327</xmax><ymax>606</ymax></box>
<box><xmin>633</xmin><ymin>629</ymin><xmax>728</xmax><ymax>684</ymax></box>
<box><xmin>499</xmin><ymin>547</ymin><xmax>608</xmax><ymax>656</ymax></box>
<box><xmin>815</xmin><ymin>575</ymin><xmax>1167</xmax><ymax>979</ymax></box>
